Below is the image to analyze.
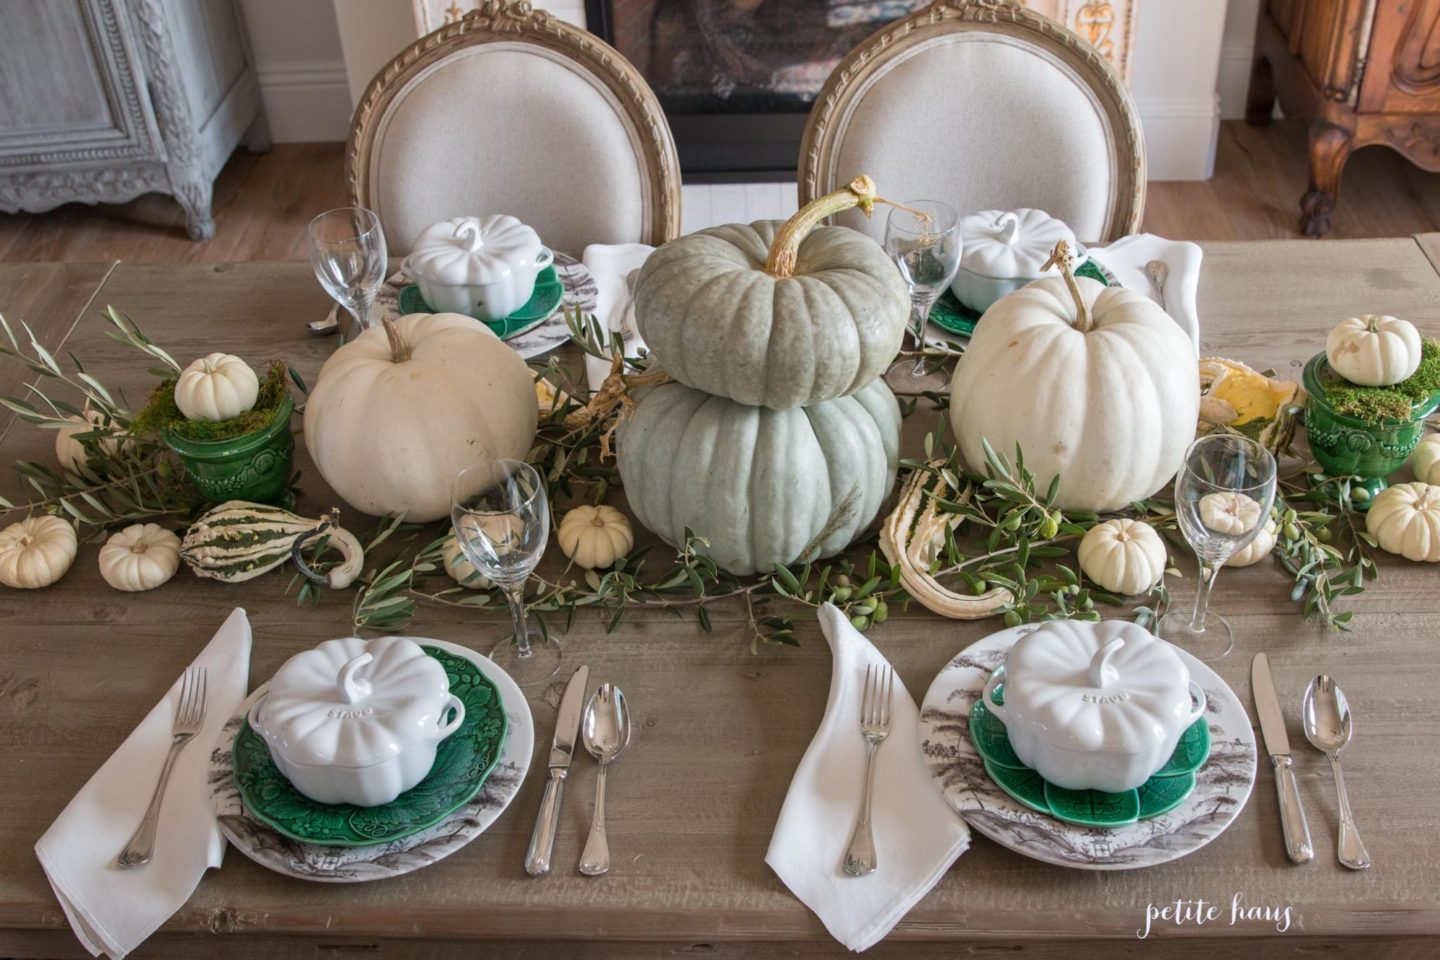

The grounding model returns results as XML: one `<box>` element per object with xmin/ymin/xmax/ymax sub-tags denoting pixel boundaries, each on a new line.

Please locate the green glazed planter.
<box><xmin>1302</xmin><ymin>353</ymin><xmax>1440</xmax><ymax>506</ymax></box>
<box><xmin>164</xmin><ymin>394</ymin><xmax>295</xmax><ymax>507</ymax></box>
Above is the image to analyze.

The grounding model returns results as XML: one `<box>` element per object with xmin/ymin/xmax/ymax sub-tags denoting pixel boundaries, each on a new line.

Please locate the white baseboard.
<box><xmin>254</xmin><ymin>60</ymin><xmax>352</xmax><ymax>143</ymax></box>
<box><xmin>1135</xmin><ymin>95</ymin><xmax>1221</xmax><ymax>181</ymax></box>
<box><xmin>1217</xmin><ymin>43</ymin><xmax>1256</xmax><ymax>121</ymax></box>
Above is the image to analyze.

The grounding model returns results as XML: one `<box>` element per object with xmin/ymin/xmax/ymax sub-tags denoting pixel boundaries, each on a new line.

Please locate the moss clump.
<box><xmin>1323</xmin><ymin>338</ymin><xmax>1440</xmax><ymax>424</ymax></box>
<box><xmin>131</xmin><ymin>361</ymin><xmax>291</xmax><ymax>442</ymax></box>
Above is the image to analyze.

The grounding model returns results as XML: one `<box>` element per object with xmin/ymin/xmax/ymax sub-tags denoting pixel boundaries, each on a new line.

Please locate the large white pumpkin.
<box><xmin>303</xmin><ymin>315</ymin><xmax>537</xmax><ymax>522</ymax></box>
<box><xmin>949</xmin><ymin>274</ymin><xmax>1200</xmax><ymax>513</ymax></box>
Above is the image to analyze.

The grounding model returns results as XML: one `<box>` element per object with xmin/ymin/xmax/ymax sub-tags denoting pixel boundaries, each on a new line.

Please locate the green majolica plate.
<box><xmin>970</xmin><ymin>682</ymin><xmax>1209</xmax><ymax>828</ymax></box>
<box><xmin>398</xmin><ymin>265</ymin><xmax>563</xmax><ymax>340</ymax></box>
<box><xmin>930</xmin><ymin>258</ymin><xmax>1112</xmax><ymax>338</ymax></box>
<box><xmin>232</xmin><ymin>646</ymin><xmax>508</xmax><ymax>847</ymax></box>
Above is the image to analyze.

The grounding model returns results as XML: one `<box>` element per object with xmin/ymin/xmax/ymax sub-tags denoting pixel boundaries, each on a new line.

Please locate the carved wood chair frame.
<box><xmin>798</xmin><ymin>0</ymin><xmax>1146</xmax><ymax>241</ymax></box>
<box><xmin>347</xmin><ymin>0</ymin><xmax>683</xmax><ymax>247</ymax></box>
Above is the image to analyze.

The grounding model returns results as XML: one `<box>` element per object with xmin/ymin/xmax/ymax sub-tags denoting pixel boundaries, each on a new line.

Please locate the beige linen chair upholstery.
<box><xmin>348</xmin><ymin>1</ymin><xmax>681</xmax><ymax>256</ymax></box>
<box><xmin>799</xmin><ymin>0</ymin><xmax>1144</xmax><ymax>244</ymax></box>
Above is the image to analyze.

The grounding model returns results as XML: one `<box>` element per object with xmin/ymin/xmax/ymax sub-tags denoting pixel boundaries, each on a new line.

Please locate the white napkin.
<box><xmin>580</xmin><ymin>242</ymin><xmax>653</xmax><ymax>391</ymax></box>
<box><xmin>36</xmin><ymin>608</ymin><xmax>253</xmax><ymax>959</ymax></box>
<box><xmin>1088</xmin><ymin>232</ymin><xmax>1203</xmax><ymax>354</ymax></box>
<box><xmin>766</xmin><ymin>604</ymin><xmax>969</xmax><ymax>952</ymax></box>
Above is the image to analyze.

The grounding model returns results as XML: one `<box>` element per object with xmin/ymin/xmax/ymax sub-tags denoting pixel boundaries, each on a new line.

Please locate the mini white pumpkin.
<box><xmin>0</xmin><ymin>515</ymin><xmax>77</xmax><ymax>589</ymax></box>
<box><xmin>1410</xmin><ymin>433</ymin><xmax>1440</xmax><ymax>485</ymax></box>
<box><xmin>174</xmin><ymin>353</ymin><xmax>259</xmax><ymax>422</ymax></box>
<box><xmin>1325</xmin><ymin>315</ymin><xmax>1422</xmax><ymax>387</ymax></box>
<box><xmin>441</xmin><ymin>534</ymin><xmax>491</xmax><ymax>589</ymax></box>
<box><xmin>557</xmin><ymin>505</ymin><xmax>634</xmax><ymax>570</ymax></box>
<box><xmin>99</xmin><ymin>522</ymin><xmax>181</xmax><ymax>591</ymax></box>
<box><xmin>54</xmin><ymin>409</ymin><xmax>129</xmax><ymax>476</ymax></box>
<box><xmin>1077</xmin><ymin>518</ymin><xmax>1166</xmax><ymax>595</ymax></box>
<box><xmin>1227</xmin><ymin>518</ymin><xmax>1277</xmax><ymax>567</ymax></box>
<box><xmin>1367</xmin><ymin>481</ymin><xmax>1440</xmax><ymax>562</ymax></box>
<box><xmin>1199</xmin><ymin>491</ymin><xmax>1262</xmax><ymax>536</ymax></box>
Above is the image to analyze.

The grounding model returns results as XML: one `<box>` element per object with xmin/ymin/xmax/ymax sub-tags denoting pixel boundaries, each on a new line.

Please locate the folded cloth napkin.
<box><xmin>1088</xmin><ymin>232</ymin><xmax>1203</xmax><ymax>354</ymax></box>
<box><xmin>36</xmin><ymin>608</ymin><xmax>253</xmax><ymax>959</ymax></box>
<box><xmin>581</xmin><ymin>242</ymin><xmax>654</xmax><ymax>391</ymax></box>
<box><xmin>766</xmin><ymin>604</ymin><xmax>969</xmax><ymax>952</ymax></box>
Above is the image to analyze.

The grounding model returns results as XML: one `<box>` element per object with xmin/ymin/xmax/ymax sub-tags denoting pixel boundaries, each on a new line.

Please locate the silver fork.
<box><xmin>843</xmin><ymin>663</ymin><xmax>893</xmax><ymax>877</ymax></box>
<box><xmin>118</xmin><ymin>666</ymin><xmax>208</xmax><ymax>868</ymax></box>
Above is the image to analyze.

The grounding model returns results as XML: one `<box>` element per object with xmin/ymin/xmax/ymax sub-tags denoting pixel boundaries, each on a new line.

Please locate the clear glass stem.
<box><xmin>348</xmin><ymin>295</ymin><xmax>375</xmax><ymax>333</ymax></box>
<box><xmin>1189</xmin><ymin>558</ymin><xmax>1221</xmax><ymax>632</ymax></box>
<box><xmin>909</xmin><ymin>292</ymin><xmax>936</xmax><ymax>376</ymax></box>
<box><xmin>504</xmin><ymin>584</ymin><xmax>534</xmax><ymax>659</ymax></box>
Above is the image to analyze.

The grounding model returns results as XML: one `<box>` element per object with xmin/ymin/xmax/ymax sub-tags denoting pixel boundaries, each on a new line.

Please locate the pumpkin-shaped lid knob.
<box><xmin>405</xmin><ymin>215</ymin><xmax>543</xmax><ymax>286</ymax></box>
<box><xmin>959</xmin><ymin>208</ymin><xmax>1078</xmax><ymax>280</ymax></box>
<box><xmin>255</xmin><ymin>635</ymin><xmax>453</xmax><ymax>767</ymax></box>
<box><xmin>999</xmin><ymin>620</ymin><xmax>1197</xmax><ymax>753</ymax></box>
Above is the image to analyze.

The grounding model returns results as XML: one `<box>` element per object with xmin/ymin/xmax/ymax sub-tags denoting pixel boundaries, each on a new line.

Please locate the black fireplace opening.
<box><xmin>585</xmin><ymin>0</ymin><xmax>926</xmax><ymax>182</ymax></box>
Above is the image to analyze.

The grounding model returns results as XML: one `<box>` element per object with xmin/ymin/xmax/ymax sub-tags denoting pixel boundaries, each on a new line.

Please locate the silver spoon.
<box><xmin>1145</xmin><ymin>259</ymin><xmax>1170</xmax><ymax>312</ymax></box>
<box><xmin>579</xmin><ymin>683</ymin><xmax>631</xmax><ymax>876</ymax></box>
<box><xmin>1302</xmin><ymin>675</ymin><xmax>1372</xmax><ymax>870</ymax></box>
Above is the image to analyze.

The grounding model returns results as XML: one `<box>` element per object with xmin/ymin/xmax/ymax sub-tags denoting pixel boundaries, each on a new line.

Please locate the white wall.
<box><xmin>237</xmin><ymin>0</ymin><xmax>351</xmax><ymax>142</ymax></box>
<box><xmin>1218</xmin><ymin>0</ymin><xmax>1262</xmax><ymax>119</ymax></box>
<box><xmin>1130</xmin><ymin>0</ymin><xmax>1230</xmax><ymax>180</ymax></box>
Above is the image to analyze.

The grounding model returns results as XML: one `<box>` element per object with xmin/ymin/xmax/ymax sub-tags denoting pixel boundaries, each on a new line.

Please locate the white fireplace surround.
<box><xmin>237</xmin><ymin>0</ymin><xmax>1253</xmax><ymax>226</ymax></box>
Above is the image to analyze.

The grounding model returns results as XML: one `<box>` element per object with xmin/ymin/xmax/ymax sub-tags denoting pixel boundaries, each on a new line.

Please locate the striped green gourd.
<box><xmin>181</xmin><ymin>500</ymin><xmax>363</xmax><ymax>587</ymax></box>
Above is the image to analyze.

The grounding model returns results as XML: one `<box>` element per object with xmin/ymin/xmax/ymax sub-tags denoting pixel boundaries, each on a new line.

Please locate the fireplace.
<box><xmin>585</xmin><ymin>0</ymin><xmax>928</xmax><ymax>181</ymax></box>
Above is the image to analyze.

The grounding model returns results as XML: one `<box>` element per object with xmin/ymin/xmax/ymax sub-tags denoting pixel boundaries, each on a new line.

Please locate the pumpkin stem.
<box><xmin>764</xmin><ymin>175</ymin><xmax>919</xmax><ymax>279</ymax></box>
<box><xmin>381</xmin><ymin>316</ymin><xmax>412</xmax><ymax>363</ymax></box>
<box><xmin>1041</xmin><ymin>240</ymin><xmax>1093</xmax><ymax>333</ymax></box>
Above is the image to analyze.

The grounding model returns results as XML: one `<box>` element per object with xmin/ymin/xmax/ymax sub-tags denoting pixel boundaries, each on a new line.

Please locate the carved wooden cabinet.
<box><xmin>0</xmin><ymin>0</ymin><xmax>267</xmax><ymax>240</ymax></box>
<box><xmin>1249</xmin><ymin>0</ymin><xmax>1440</xmax><ymax>237</ymax></box>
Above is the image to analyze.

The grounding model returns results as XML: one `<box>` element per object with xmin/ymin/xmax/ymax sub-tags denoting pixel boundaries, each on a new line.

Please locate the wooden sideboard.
<box><xmin>1249</xmin><ymin>0</ymin><xmax>1440</xmax><ymax>237</ymax></box>
<box><xmin>0</xmin><ymin>0</ymin><xmax>267</xmax><ymax>241</ymax></box>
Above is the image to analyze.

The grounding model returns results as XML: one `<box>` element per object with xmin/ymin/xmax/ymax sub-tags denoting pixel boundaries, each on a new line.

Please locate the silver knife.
<box><xmin>525</xmin><ymin>664</ymin><xmax>589</xmax><ymax>876</ymax></box>
<box><xmin>1252</xmin><ymin>654</ymin><xmax>1314</xmax><ymax>864</ymax></box>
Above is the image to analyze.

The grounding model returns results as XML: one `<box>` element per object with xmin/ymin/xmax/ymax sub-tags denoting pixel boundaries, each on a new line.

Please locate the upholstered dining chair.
<box><xmin>347</xmin><ymin>1</ymin><xmax>681</xmax><ymax>257</ymax></box>
<box><xmin>798</xmin><ymin>0</ymin><xmax>1144</xmax><ymax>244</ymax></box>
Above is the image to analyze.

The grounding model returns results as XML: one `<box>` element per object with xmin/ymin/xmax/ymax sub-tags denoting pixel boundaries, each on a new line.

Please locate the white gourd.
<box><xmin>1077</xmin><ymin>519</ymin><xmax>1166</xmax><ymax>595</ymax></box>
<box><xmin>1367</xmin><ymin>482</ymin><xmax>1440</xmax><ymax>562</ymax></box>
<box><xmin>1325</xmin><ymin>315</ymin><xmax>1422</xmax><ymax>387</ymax></box>
<box><xmin>948</xmin><ymin>244</ymin><xmax>1199</xmax><ymax>513</ymax></box>
<box><xmin>0</xmin><ymin>516</ymin><xmax>77</xmax><ymax>589</ymax></box>
<box><xmin>99</xmin><ymin>523</ymin><xmax>181</xmax><ymax>591</ymax></box>
<box><xmin>1410</xmin><ymin>433</ymin><xmax>1440</xmax><ymax>485</ymax></box>
<box><xmin>441</xmin><ymin>535</ymin><xmax>491</xmax><ymax>589</ymax></box>
<box><xmin>304</xmin><ymin>315</ymin><xmax>537</xmax><ymax>522</ymax></box>
<box><xmin>1199</xmin><ymin>492</ymin><xmax>1262</xmax><ymax>536</ymax></box>
<box><xmin>1228</xmin><ymin>518</ymin><xmax>1277</xmax><ymax>568</ymax></box>
<box><xmin>54</xmin><ymin>409</ymin><xmax>129</xmax><ymax>476</ymax></box>
<box><xmin>557</xmin><ymin>505</ymin><xmax>633</xmax><ymax>569</ymax></box>
<box><xmin>174</xmin><ymin>353</ymin><xmax>259</xmax><ymax>422</ymax></box>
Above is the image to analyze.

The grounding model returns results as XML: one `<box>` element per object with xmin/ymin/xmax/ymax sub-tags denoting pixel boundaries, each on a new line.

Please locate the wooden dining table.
<box><xmin>2</xmin><ymin>237</ymin><xmax>1440</xmax><ymax>960</ymax></box>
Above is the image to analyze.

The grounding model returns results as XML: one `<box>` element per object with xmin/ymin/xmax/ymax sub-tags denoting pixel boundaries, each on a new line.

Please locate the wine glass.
<box><xmin>884</xmin><ymin>200</ymin><xmax>961</xmax><ymax>376</ymax></box>
<box><xmin>308</xmin><ymin>207</ymin><xmax>387</xmax><ymax>335</ymax></box>
<box><xmin>1157</xmin><ymin>434</ymin><xmax>1278</xmax><ymax>662</ymax></box>
<box><xmin>451</xmin><ymin>459</ymin><xmax>561</xmax><ymax>686</ymax></box>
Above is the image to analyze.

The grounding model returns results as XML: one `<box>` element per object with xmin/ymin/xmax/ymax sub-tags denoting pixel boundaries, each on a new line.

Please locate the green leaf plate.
<box><xmin>969</xmin><ymin>682</ymin><xmax>1209</xmax><ymax>828</ymax></box>
<box><xmin>232</xmin><ymin>646</ymin><xmax>508</xmax><ymax>847</ymax></box>
<box><xmin>397</xmin><ymin>264</ymin><xmax>563</xmax><ymax>340</ymax></box>
<box><xmin>930</xmin><ymin>258</ymin><xmax>1112</xmax><ymax>338</ymax></box>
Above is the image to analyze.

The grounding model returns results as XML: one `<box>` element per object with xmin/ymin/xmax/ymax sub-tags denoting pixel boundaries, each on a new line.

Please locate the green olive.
<box><xmin>1283</xmin><ymin>522</ymin><xmax>1300</xmax><ymax>541</ymax></box>
<box><xmin>872</xmin><ymin>600</ymin><xmax>889</xmax><ymax>623</ymax></box>
<box><xmin>832</xmin><ymin>586</ymin><xmax>852</xmax><ymax>602</ymax></box>
<box><xmin>1351</xmin><ymin>486</ymin><xmax>1371</xmax><ymax>503</ymax></box>
<box><xmin>850</xmin><ymin>615</ymin><xmax>870</xmax><ymax>631</ymax></box>
<box><xmin>1316</xmin><ymin>526</ymin><xmax>1332</xmax><ymax>543</ymax></box>
<box><xmin>1040</xmin><ymin>512</ymin><xmax>1060</xmax><ymax>538</ymax></box>
<box><xmin>1003</xmin><ymin>610</ymin><xmax>1023</xmax><ymax>628</ymax></box>
<box><xmin>834</xmin><ymin>574</ymin><xmax>852</xmax><ymax>587</ymax></box>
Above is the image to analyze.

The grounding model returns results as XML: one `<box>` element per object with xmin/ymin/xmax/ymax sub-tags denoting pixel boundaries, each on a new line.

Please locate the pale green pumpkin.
<box><xmin>633</xmin><ymin>176</ymin><xmax>909</xmax><ymax>411</ymax></box>
<box><xmin>617</xmin><ymin>377</ymin><xmax>901</xmax><ymax>575</ymax></box>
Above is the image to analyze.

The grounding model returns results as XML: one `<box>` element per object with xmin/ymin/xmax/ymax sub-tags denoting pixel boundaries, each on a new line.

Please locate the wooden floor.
<box><xmin>6</xmin><ymin>120</ymin><xmax>1440</xmax><ymax>263</ymax></box>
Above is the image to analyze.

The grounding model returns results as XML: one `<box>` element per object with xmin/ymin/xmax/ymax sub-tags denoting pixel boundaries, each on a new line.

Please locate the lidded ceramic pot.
<box><xmin>952</xmin><ymin>208</ymin><xmax>1081</xmax><ymax>313</ymax></box>
<box><xmin>248</xmin><ymin>635</ymin><xmax>464</xmax><ymax>806</ymax></box>
<box><xmin>402</xmin><ymin>215</ymin><xmax>554</xmax><ymax>321</ymax></box>
<box><xmin>982</xmin><ymin>620</ymin><xmax>1206</xmax><ymax>792</ymax></box>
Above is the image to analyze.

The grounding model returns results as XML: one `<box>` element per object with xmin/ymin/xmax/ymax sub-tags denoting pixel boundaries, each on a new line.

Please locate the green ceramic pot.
<box><xmin>164</xmin><ymin>395</ymin><xmax>295</xmax><ymax>507</ymax></box>
<box><xmin>1302</xmin><ymin>352</ymin><xmax>1440</xmax><ymax>505</ymax></box>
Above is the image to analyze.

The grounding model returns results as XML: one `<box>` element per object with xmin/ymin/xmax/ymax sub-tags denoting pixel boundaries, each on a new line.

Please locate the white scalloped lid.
<box><xmin>959</xmin><ymin>208</ymin><xmax>1078</xmax><ymax>279</ymax></box>
<box><xmin>999</xmin><ymin>619</ymin><xmax>1196</xmax><ymax>754</ymax></box>
<box><xmin>405</xmin><ymin>214</ymin><xmax>543</xmax><ymax>285</ymax></box>
<box><xmin>254</xmin><ymin>635</ymin><xmax>453</xmax><ymax>768</ymax></box>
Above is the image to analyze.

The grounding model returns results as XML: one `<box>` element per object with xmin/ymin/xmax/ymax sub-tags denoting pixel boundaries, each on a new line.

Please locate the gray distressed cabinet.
<box><xmin>0</xmin><ymin>0</ymin><xmax>267</xmax><ymax>240</ymax></box>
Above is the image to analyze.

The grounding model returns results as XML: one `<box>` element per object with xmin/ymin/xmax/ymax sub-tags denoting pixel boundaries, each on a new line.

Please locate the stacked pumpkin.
<box><xmin>618</xmin><ymin>176</ymin><xmax>911</xmax><ymax>575</ymax></box>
